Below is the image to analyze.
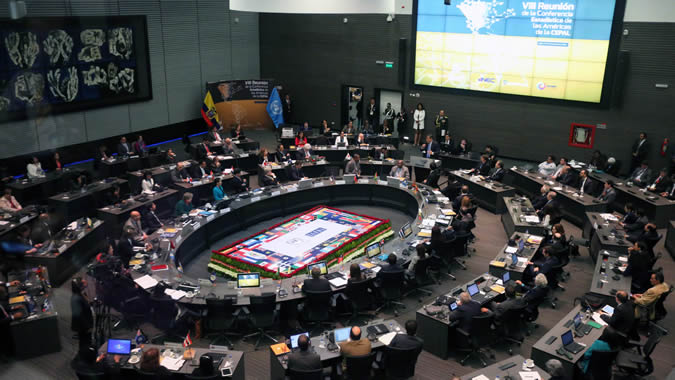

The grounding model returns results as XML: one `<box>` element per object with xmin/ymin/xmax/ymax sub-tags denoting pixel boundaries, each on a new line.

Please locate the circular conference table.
<box><xmin>129</xmin><ymin>177</ymin><xmax>448</xmax><ymax>307</ymax></box>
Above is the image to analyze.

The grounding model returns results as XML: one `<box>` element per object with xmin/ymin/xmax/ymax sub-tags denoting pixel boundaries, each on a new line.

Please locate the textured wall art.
<box><xmin>0</xmin><ymin>16</ymin><xmax>152</xmax><ymax>123</ymax></box>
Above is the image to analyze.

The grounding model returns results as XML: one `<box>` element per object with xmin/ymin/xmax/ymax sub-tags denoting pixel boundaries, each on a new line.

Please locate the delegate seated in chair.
<box><xmin>632</xmin><ymin>272</ymin><xmax>669</xmax><ymax>320</ymax></box>
<box><xmin>287</xmin><ymin>334</ymin><xmax>321</xmax><ymax>373</ymax></box>
<box><xmin>449</xmin><ymin>292</ymin><xmax>491</xmax><ymax>332</ymax></box>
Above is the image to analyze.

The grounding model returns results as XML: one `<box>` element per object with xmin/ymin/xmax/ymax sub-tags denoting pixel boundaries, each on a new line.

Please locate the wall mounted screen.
<box><xmin>413</xmin><ymin>0</ymin><xmax>622</xmax><ymax>103</ymax></box>
<box><xmin>0</xmin><ymin>16</ymin><xmax>152</xmax><ymax>123</ymax></box>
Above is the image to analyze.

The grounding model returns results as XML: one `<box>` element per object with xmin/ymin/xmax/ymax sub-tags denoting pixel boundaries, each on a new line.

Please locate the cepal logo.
<box><xmin>477</xmin><ymin>76</ymin><xmax>496</xmax><ymax>84</ymax></box>
<box><xmin>537</xmin><ymin>82</ymin><xmax>557</xmax><ymax>90</ymax></box>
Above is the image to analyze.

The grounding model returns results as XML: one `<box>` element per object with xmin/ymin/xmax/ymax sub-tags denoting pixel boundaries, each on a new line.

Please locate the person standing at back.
<box><xmin>412</xmin><ymin>103</ymin><xmax>425</xmax><ymax>145</ymax></box>
<box><xmin>630</xmin><ymin>132</ymin><xmax>648</xmax><ymax>172</ymax></box>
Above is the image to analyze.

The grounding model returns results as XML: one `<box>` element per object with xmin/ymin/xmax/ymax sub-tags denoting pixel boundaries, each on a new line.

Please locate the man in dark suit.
<box><xmin>630</xmin><ymin>132</ymin><xmax>648</xmax><ymax>172</ymax></box>
<box><xmin>171</xmin><ymin>162</ymin><xmax>191</xmax><ymax>183</ymax></box>
<box><xmin>117</xmin><ymin>228</ymin><xmax>147</xmax><ymax>268</ymax></box>
<box><xmin>536</xmin><ymin>192</ymin><xmax>560</xmax><ymax>221</ymax></box>
<box><xmin>661</xmin><ymin>178</ymin><xmax>675</xmax><ymax>199</ymax></box>
<box><xmin>71</xmin><ymin>277</ymin><xmax>93</xmax><ymax>361</ymax></box>
<box><xmin>143</xmin><ymin>202</ymin><xmax>163</xmax><ymax>234</ymax></box>
<box><xmin>449</xmin><ymin>292</ymin><xmax>490</xmax><ymax>332</ymax></box>
<box><xmin>206</xmin><ymin>126</ymin><xmax>223</xmax><ymax>143</ymax></box>
<box><xmin>289</xmin><ymin>161</ymin><xmax>306</xmax><ymax>181</ymax></box>
<box><xmin>420</xmin><ymin>135</ymin><xmax>440</xmax><ymax>158</ymax></box>
<box><xmin>623</xmin><ymin>209</ymin><xmax>648</xmax><ymax>238</ymax></box>
<box><xmin>30</xmin><ymin>213</ymin><xmax>53</xmax><ymax>244</ymax></box>
<box><xmin>117</xmin><ymin>136</ymin><xmax>132</xmax><ymax>156</ymax></box>
<box><xmin>621</xmin><ymin>203</ymin><xmax>638</xmax><ymax>225</ymax></box>
<box><xmin>629</xmin><ymin>161</ymin><xmax>652</xmax><ymax>187</ymax></box>
<box><xmin>491</xmin><ymin>284</ymin><xmax>526</xmax><ymax>322</ymax></box>
<box><xmin>287</xmin><ymin>334</ymin><xmax>321</xmax><ymax>372</ymax></box>
<box><xmin>303</xmin><ymin>266</ymin><xmax>331</xmax><ymax>293</ymax></box>
<box><xmin>647</xmin><ymin>168</ymin><xmax>671</xmax><ymax>193</ymax></box>
<box><xmin>191</xmin><ymin>160</ymin><xmax>209</xmax><ymax>179</ymax></box>
<box><xmin>598</xmin><ymin>181</ymin><xmax>617</xmax><ymax>203</ymax></box>
<box><xmin>377</xmin><ymin>253</ymin><xmax>404</xmax><ymax>279</ymax></box>
<box><xmin>275</xmin><ymin>144</ymin><xmax>290</xmax><ymax>162</ymax></box>
<box><xmin>555</xmin><ymin>166</ymin><xmax>577</xmax><ymax>187</ymax></box>
<box><xmin>516</xmin><ymin>274</ymin><xmax>549</xmax><ymax>319</ymax></box>
<box><xmin>441</xmin><ymin>134</ymin><xmax>455</xmax><ymax>153</ymax></box>
<box><xmin>524</xmin><ymin>246</ymin><xmax>559</xmax><ymax>282</ymax></box>
<box><xmin>367</xmin><ymin>97</ymin><xmax>377</xmax><ymax>131</ymax></box>
<box><xmin>424</xmin><ymin>162</ymin><xmax>442</xmax><ymax>188</ymax></box>
<box><xmin>487</xmin><ymin>160</ymin><xmax>505</xmax><ymax>181</ymax></box>
<box><xmin>197</xmin><ymin>138</ymin><xmax>213</xmax><ymax>161</ymax></box>
<box><xmin>230</xmin><ymin>169</ymin><xmax>248</xmax><ymax>193</ymax></box>
<box><xmin>577</xmin><ymin>169</ymin><xmax>597</xmax><ymax>196</ymax></box>
<box><xmin>531</xmin><ymin>185</ymin><xmax>550</xmax><ymax>210</ymax></box>
<box><xmin>452</xmin><ymin>186</ymin><xmax>472</xmax><ymax>211</ymax></box>
<box><xmin>604</xmin><ymin>157</ymin><xmax>620</xmax><ymax>176</ymax></box>
<box><xmin>282</xmin><ymin>94</ymin><xmax>293</xmax><ymax>124</ymax></box>
<box><xmin>470</xmin><ymin>155</ymin><xmax>491</xmax><ymax>176</ymax></box>
<box><xmin>261</xmin><ymin>166</ymin><xmax>279</xmax><ymax>187</ymax></box>
<box><xmin>105</xmin><ymin>185</ymin><xmax>126</xmax><ymax>206</ymax></box>
<box><xmin>296</xmin><ymin>144</ymin><xmax>314</xmax><ymax>161</ymax></box>
<box><xmin>627</xmin><ymin>222</ymin><xmax>658</xmax><ymax>246</ymax></box>
<box><xmin>600</xmin><ymin>291</ymin><xmax>634</xmax><ymax>334</ymax></box>
<box><xmin>389</xmin><ymin>320</ymin><xmax>424</xmax><ymax>351</ymax></box>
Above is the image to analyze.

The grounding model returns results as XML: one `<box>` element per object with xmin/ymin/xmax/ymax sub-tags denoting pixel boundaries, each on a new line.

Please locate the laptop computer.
<box><xmin>307</xmin><ymin>261</ymin><xmax>327</xmax><ymax>276</ymax></box>
<box><xmin>502</xmin><ymin>272</ymin><xmax>511</xmax><ymax>285</ymax></box>
<box><xmin>290</xmin><ymin>332</ymin><xmax>309</xmax><ymax>350</ymax></box>
<box><xmin>237</xmin><ymin>273</ymin><xmax>261</xmax><ymax>297</ymax></box>
<box><xmin>561</xmin><ymin>330</ymin><xmax>585</xmax><ymax>354</ymax></box>
<box><xmin>106</xmin><ymin>339</ymin><xmax>131</xmax><ymax>364</ymax></box>
<box><xmin>399</xmin><ymin>222</ymin><xmax>413</xmax><ymax>239</ymax></box>
<box><xmin>333</xmin><ymin>327</ymin><xmax>350</xmax><ymax>343</ymax></box>
<box><xmin>365</xmin><ymin>242</ymin><xmax>382</xmax><ymax>258</ymax></box>
<box><xmin>467</xmin><ymin>283</ymin><xmax>488</xmax><ymax>304</ymax></box>
<box><xmin>573</xmin><ymin>312</ymin><xmax>593</xmax><ymax>335</ymax></box>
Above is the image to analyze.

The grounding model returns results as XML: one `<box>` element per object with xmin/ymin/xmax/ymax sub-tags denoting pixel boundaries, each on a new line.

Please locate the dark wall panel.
<box><xmin>260</xmin><ymin>14</ymin><xmax>675</xmax><ymax>173</ymax></box>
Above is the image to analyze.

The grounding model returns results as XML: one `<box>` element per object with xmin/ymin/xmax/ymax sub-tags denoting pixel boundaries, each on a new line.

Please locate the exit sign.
<box><xmin>385</xmin><ymin>62</ymin><xmax>394</xmax><ymax>68</ymax></box>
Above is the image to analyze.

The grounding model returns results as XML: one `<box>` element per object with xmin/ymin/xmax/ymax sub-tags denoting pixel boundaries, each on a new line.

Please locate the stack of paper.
<box><xmin>378</xmin><ymin>331</ymin><xmax>398</xmax><ymax>345</ymax></box>
<box><xmin>440</xmin><ymin>209</ymin><xmax>456</xmax><ymax>216</ymax></box>
<box><xmin>600</xmin><ymin>213</ymin><xmax>619</xmax><ymax>222</ymax></box>
<box><xmin>164</xmin><ymin>289</ymin><xmax>187</xmax><ymax>300</ymax></box>
<box><xmin>527</xmin><ymin>235</ymin><xmax>544</xmax><ymax>244</ymax></box>
<box><xmin>417</xmin><ymin>229</ymin><xmax>432</xmax><ymax>237</ymax></box>
<box><xmin>328</xmin><ymin>277</ymin><xmax>348</xmax><ymax>288</ymax></box>
<box><xmin>134</xmin><ymin>275</ymin><xmax>158</xmax><ymax>289</ymax></box>
<box><xmin>524</xmin><ymin>215</ymin><xmax>540</xmax><ymax>223</ymax></box>
<box><xmin>160</xmin><ymin>356</ymin><xmax>185</xmax><ymax>371</ymax></box>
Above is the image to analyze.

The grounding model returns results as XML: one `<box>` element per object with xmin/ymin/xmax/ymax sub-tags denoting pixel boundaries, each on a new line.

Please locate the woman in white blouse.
<box><xmin>141</xmin><ymin>171</ymin><xmax>155</xmax><ymax>192</ymax></box>
<box><xmin>413</xmin><ymin>103</ymin><xmax>425</xmax><ymax>146</ymax></box>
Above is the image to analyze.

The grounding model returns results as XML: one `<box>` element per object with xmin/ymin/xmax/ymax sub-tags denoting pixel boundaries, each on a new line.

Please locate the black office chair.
<box><xmin>456</xmin><ymin>313</ymin><xmax>495</xmax><ymax>367</ymax></box>
<box><xmin>448</xmin><ymin>237</ymin><xmax>467</xmax><ymax>271</ymax></box>
<box><xmin>381</xmin><ymin>345</ymin><xmax>423</xmax><ymax>380</ymax></box>
<box><xmin>205</xmin><ymin>296</ymin><xmax>239</xmax><ymax>349</ymax></box>
<box><xmin>427</xmin><ymin>253</ymin><xmax>456</xmax><ymax>284</ymax></box>
<box><xmin>654</xmin><ymin>284</ymin><xmax>673</xmax><ymax>321</ymax></box>
<box><xmin>616</xmin><ymin>322</ymin><xmax>668</xmax><ymax>377</ymax></box>
<box><xmin>118</xmin><ymin>294</ymin><xmax>148</xmax><ymax>331</ymax></box>
<box><xmin>552</xmin><ymin>253</ymin><xmax>569</xmax><ymax>290</ymax></box>
<box><xmin>584</xmin><ymin>349</ymin><xmax>619</xmax><ymax>380</ymax></box>
<box><xmin>523</xmin><ymin>287</ymin><xmax>547</xmax><ymax>335</ymax></box>
<box><xmin>287</xmin><ymin>367</ymin><xmax>325</xmax><ymax>380</ymax></box>
<box><xmin>403</xmin><ymin>257</ymin><xmax>434</xmax><ymax>301</ymax></box>
<box><xmin>301</xmin><ymin>290</ymin><xmax>334</xmax><ymax>335</ymax></box>
<box><xmin>344</xmin><ymin>278</ymin><xmax>375</xmax><ymax>323</ymax></box>
<box><xmin>75</xmin><ymin>370</ymin><xmax>106</xmax><ymax>380</ymax></box>
<box><xmin>243</xmin><ymin>293</ymin><xmax>279</xmax><ymax>350</ymax></box>
<box><xmin>375</xmin><ymin>270</ymin><xmax>406</xmax><ymax>317</ymax></box>
<box><xmin>342</xmin><ymin>352</ymin><xmax>376</xmax><ymax>380</ymax></box>
<box><xmin>544</xmin><ymin>270</ymin><xmax>561</xmax><ymax>309</ymax></box>
<box><xmin>147</xmin><ymin>295</ymin><xmax>185</xmax><ymax>344</ymax></box>
<box><xmin>497</xmin><ymin>304</ymin><xmax>528</xmax><ymax>354</ymax></box>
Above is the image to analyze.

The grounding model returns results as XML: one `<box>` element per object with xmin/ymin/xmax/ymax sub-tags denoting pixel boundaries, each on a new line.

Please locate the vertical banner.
<box><xmin>204</xmin><ymin>79</ymin><xmax>273</xmax><ymax>129</ymax></box>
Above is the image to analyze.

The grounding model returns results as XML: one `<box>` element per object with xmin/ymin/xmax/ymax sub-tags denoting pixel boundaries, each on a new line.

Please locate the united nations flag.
<box><xmin>266</xmin><ymin>87</ymin><xmax>284</xmax><ymax>128</ymax></box>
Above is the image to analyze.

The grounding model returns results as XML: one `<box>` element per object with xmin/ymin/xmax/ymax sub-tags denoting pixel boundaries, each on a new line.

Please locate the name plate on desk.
<box><xmin>77</xmin><ymin>231</ymin><xmax>85</xmax><ymax>240</ymax></box>
<box><xmin>371</xmin><ymin>160</ymin><xmax>383</xmax><ymax>165</ymax></box>
<box><xmin>271</xmin><ymin>191</ymin><xmax>281</xmax><ymax>196</ymax></box>
<box><xmin>193</xmin><ymin>222</ymin><xmax>201</xmax><ymax>229</ymax></box>
<box><xmin>175</xmin><ymin>235</ymin><xmax>182</xmax><ymax>245</ymax></box>
<box><xmin>338</xmin><ymin>146</ymin><xmax>347</xmax><ymax>150</ymax></box>
<box><xmin>206</xmin><ymin>215</ymin><xmax>215</xmax><ymax>222</ymax></box>
<box><xmin>220</xmin><ymin>208</ymin><xmax>231</xmax><ymax>214</ymax></box>
<box><xmin>250</xmin><ymin>196</ymin><xmax>261</xmax><ymax>202</ymax></box>
<box><xmin>57</xmin><ymin>245</ymin><xmax>67</xmax><ymax>253</ymax></box>
<box><xmin>361</xmin><ymin>179</ymin><xmax>371</xmax><ymax>184</ymax></box>
<box><xmin>93</xmin><ymin>220</ymin><xmax>102</xmax><ymax>228</ymax></box>
<box><xmin>192</xmin><ymin>181</ymin><xmax>202</xmax><ymax>186</ymax></box>
<box><xmin>334</xmin><ymin>180</ymin><xmax>346</xmax><ymax>185</ymax></box>
<box><xmin>378</xmin><ymin>180</ymin><xmax>388</xmax><ymax>185</ymax></box>
<box><xmin>239</xmin><ymin>153</ymin><xmax>249</xmax><ymax>158</ymax></box>
<box><xmin>313</xmin><ymin>182</ymin><xmax>324</xmax><ymax>187</ymax></box>
<box><xmin>19</xmin><ymin>216</ymin><xmax>30</xmax><ymax>224</ymax></box>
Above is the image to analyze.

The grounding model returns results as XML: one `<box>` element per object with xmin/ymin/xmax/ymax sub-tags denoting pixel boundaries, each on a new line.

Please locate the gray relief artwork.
<box><xmin>78</xmin><ymin>29</ymin><xmax>105</xmax><ymax>62</ymax></box>
<box><xmin>107</xmin><ymin>62</ymin><xmax>135</xmax><ymax>93</ymax></box>
<box><xmin>47</xmin><ymin>67</ymin><xmax>79</xmax><ymax>102</ymax></box>
<box><xmin>5</xmin><ymin>32</ymin><xmax>40</xmax><ymax>68</ymax></box>
<box><xmin>108</xmin><ymin>27</ymin><xmax>133</xmax><ymax>59</ymax></box>
<box><xmin>83</xmin><ymin>65</ymin><xmax>107</xmax><ymax>86</ymax></box>
<box><xmin>43</xmin><ymin>29</ymin><xmax>74</xmax><ymax>64</ymax></box>
<box><xmin>14</xmin><ymin>72</ymin><xmax>45</xmax><ymax>105</ymax></box>
<box><xmin>0</xmin><ymin>97</ymin><xmax>9</xmax><ymax>111</ymax></box>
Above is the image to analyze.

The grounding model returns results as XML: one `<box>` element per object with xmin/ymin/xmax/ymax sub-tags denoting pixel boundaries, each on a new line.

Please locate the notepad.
<box><xmin>134</xmin><ymin>275</ymin><xmax>158</xmax><ymax>289</ymax></box>
<box><xmin>527</xmin><ymin>235</ymin><xmax>544</xmax><ymax>244</ymax></box>
<box><xmin>9</xmin><ymin>295</ymin><xmax>25</xmax><ymax>304</ymax></box>
<box><xmin>329</xmin><ymin>277</ymin><xmax>348</xmax><ymax>288</ymax></box>
<box><xmin>417</xmin><ymin>229</ymin><xmax>432</xmax><ymax>237</ymax></box>
<box><xmin>505</xmin><ymin>246</ymin><xmax>518</xmax><ymax>254</ymax></box>
<box><xmin>490</xmin><ymin>260</ymin><xmax>506</xmax><ymax>268</ymax></box>
<box><xmin>490</xmin><ymin>285</ymin><xmax>505</xmax><ymax>294</ymax></box>
<box><xmin>378</xmin><ymin>332</ymin><xmax>398</xmax><ymax>346</ymax></box>
<box><xmin>160</xmin><ymin>356</ymin><xmax>185</xmax><ymax>371</ymax></box>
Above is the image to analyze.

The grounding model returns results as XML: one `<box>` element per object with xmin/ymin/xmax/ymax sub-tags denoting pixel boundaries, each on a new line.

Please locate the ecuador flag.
<box><xmin>201</xmin><ymin>90</ymin><xmax>220</xmax><ymax>127</ymax></box>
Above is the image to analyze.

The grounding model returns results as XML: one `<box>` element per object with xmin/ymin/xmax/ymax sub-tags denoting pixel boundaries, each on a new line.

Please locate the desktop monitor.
<box><xmin>399</xmin><ymin>223</ymin><xmax>413</xmax><ymax>239</ymax></box>
<box><xmin>561</xmin><ymin>330</ymin><xmax>574</xmax><ymax>346</ymax></box>
<box><xmin>334</xmin><ymin>327</ymin><xmax>351</xmax><ymax>343</ymax></box>
<box><xmin>307</xmin><ymin>261</ymin><xmax>327</xmax><ymax>276</ymax></box>
<box><xmin>107</xmin><ymin>339</ymin><xmax>131</xmax><ymax>355</ymax></box>
<box><xmin>237</xmin><ymin>273</ymin><xmax>260</xmax><ymax>288</ymax></box>
<box><xmin>502</xmin><ymin>272</ymin><xmax>510</xmax><ymax>284</ymax></box>
<box><xmin>467</xmin><ymin>283</ymin><xmax>479</xmax><ymax>297</ymax></box>
<box><xmin>290</xmin><ymin>332</ymin><xmax>309</xmax><ymax>349</ymax></box>
<box><xmin>365</xmin><ymin>242</ymin><xmax>381</xmax><ymax>258</ymax></box>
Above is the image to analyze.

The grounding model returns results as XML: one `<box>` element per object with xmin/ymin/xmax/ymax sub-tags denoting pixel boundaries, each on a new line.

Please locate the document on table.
<box><xmin>134</xmin><ymin>275</ymin><xmax>158</xmax><ymax>289</ymax></box>
<box><xmin>519</xmin><ymin>371</ymin><xmax>542</xmax><ymax>380</ymax></box>
<box><xmin>328</xmin><ymin>277</ymin><xmax>348</xmax><ymax>288</ymax></box>
<box><xmin>164</xmin><ymin>289</ymin><xmax>187</xmax><ymax>300</ymax></box>
<box><xmin>505</xmin><ymin>246</ymin><xmax>518</xmax><ymax>254</ymax></box>
<box><xmin>471</xmin><ymin>375</ymin><xmax>489</xmax><ymax>380</ymax></box>
<box><xmin>524</xmin><ymin>215</ymin><xmax>540</xmax><ymax>223</ymax></box>
<box><xmin>378</xmin><ymin>332</ymin><xmax>398</xmax><ymax>346</ymax></box>
<box><xmin>160</xmin><ymin>356</ymin><xmax>185</xmax><ymax>371</ymax></box>
<box><xmin>600</xmin><ymin>213</ymin><xmax>619</xmax><ymax>222</ymax></box>
<box><xmin>592</xmin><ymin>312</ymin><xmax>608</xmax><ymax>326</ymax></box>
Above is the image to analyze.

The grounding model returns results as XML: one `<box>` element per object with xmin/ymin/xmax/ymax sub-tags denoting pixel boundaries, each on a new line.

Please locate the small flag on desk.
<box><xmin>183</xmin><ymin>331</ymin><xmax>192</xmax><ymax>347</ymax></box>
<box><xmin>135</xmin><ymin>329</ymin><xmax>147</xmax><ymax>345</ymax></box>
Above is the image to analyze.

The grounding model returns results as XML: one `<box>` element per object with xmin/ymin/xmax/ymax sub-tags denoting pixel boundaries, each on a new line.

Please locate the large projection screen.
<box><xmin>413</xmin><ymin>0</ymin><xmax>624</xmax><ymax>104</ymax></box>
